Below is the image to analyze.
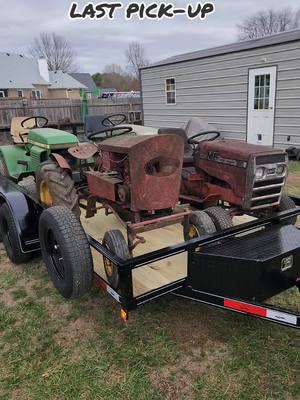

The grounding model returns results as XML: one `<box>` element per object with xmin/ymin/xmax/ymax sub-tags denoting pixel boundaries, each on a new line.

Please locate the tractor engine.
<box><xmin>85</xmin><ymin>134</ymin><xmax>184</xmax><ymax>216</ymax></box>
<box><xmin>181</xmin><ymin>139</ymin><xmax>288</xmax><ymax>211</ymax></box>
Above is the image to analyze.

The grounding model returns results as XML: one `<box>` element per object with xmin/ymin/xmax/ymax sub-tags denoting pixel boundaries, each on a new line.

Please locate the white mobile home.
<box><xmin>140</xmin><ymin>30</ymin><xmax>300</xmax><ymax>148</ymax></box>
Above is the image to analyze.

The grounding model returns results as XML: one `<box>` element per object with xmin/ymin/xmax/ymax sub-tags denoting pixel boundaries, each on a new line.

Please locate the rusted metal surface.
<box><xmin>68</xmin><ymin>143</ymin><xmax>98</xmax><ymax>159</ymax></box>
<box><xmin>85</xmin><ymin>172</ymin><xmax>122</xmax><ymax>202</ymax></box>
<box><xmin>51</xmin><ymin>153</ymin><xmax>71</xmax><ymax>171</ymax></box>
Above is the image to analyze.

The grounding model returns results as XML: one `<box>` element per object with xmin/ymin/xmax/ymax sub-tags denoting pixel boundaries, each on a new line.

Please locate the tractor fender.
<box><xmin>0</xmin><ymin>176</ymin><xmax>42</xmax><ymax>253</ymax></box>
<box><xmin>51</xmin><ymin>153</ymin><xmax>72</xmax><ymax>172</ymax></box>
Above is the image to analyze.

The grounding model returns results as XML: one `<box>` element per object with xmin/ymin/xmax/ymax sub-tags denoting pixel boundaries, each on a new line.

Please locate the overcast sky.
<box><xmin>0</xmin><ymin>0</ymin><xmax>299</xmax><ymax>73</ymax></box>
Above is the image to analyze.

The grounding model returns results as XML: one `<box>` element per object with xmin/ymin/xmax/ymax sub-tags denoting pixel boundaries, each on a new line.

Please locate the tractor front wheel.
<box><xmin>278</xmin><ymin>193</ymin><xmax>297</xmax><ymax>225</ymax></box>
<box><xmin>102</xmin><ymin>230</ymin><xmax>130</xmax><ymax>289</ymax></box>
<box><xmin>36</xmin><ymin>160</ymin><xmax>80</xmax><ymax>219</ymax></box>
<box><xmin>204</xmin><ymin>206</ymin><xmax>233</xmax><ymax>231</ymax></box>
<box><xmin>184</xmin><ymin>210</ymin><xmax>216</xmax><ymax>241</ymax></box>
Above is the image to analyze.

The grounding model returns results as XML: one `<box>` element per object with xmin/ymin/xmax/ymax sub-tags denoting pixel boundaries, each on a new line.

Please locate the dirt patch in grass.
<box><xmin>42</xmin><ymin>297</ymin><xmax>71</xmax><ymax>321</ymax></box>
<box><xmin>150</xmin><ymin>339</ymin><xmax>228</xmax><ymax>400</ymax></box>
<box><xmin>0</xmin><ymin>255</ymin><xmax>13</xmax><ymax>272</ymax></box>
<box><xmin>0</xmin><ymin>290</ymin><xmax>16</xmax><ymax>307</ymax></box>
<box><xmin>54</xmin><ymin>317</ymin><xmax>97</xmax><ymax>346</ymax></box>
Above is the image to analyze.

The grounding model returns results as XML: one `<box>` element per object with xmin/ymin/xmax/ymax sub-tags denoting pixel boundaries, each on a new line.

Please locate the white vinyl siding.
<box><xmin>141</xmin><ymin>40</ymin><xmax>300</xmax><ymax>148</ymax></box>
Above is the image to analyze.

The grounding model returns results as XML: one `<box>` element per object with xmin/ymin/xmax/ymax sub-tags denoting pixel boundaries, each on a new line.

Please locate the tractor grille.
<box><xmin>249</xmin><ymin>154</ymin><xmax>287</xmax><ymax>210</ymax></box>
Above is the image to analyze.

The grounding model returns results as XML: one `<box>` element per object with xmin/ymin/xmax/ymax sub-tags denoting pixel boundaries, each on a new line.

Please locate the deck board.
<box><xmin>81</xmin><ymin>209</ymin><xmax>255</xmax><ymax>297</ymax></box>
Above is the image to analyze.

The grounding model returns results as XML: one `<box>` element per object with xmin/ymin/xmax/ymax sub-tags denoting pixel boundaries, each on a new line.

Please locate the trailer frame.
<box><xmin>0</xmin><ymin>175</ymin><xmax>300</xmax><ymax>329</ymax></box>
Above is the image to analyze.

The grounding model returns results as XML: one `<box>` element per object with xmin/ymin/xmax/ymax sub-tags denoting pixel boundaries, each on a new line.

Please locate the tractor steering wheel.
<box><xmin>102</xmin><ymin>113</ymin><xmax>127</xmax><ymax>127</ymax></box>
<box><xmin>87</xmin><ymin>125</ymin><xmax>133</xmax><ymax>140</ymax></box>
<box><xmin>187</xmin><ymin>130</ymin><xmax>220</xmax><ymax>145</ymax></box>
<box><xmin>21</xmin><ymin>116</ymin><xmax>48</xmax><ymax>129</ymax></box>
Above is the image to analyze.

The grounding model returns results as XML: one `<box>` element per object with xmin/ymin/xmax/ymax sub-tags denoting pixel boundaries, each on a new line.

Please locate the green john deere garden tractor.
<box><xmin>0</xmin><ymin>116</ymin><xmax>83</xmax><ymax>218</ymax></box>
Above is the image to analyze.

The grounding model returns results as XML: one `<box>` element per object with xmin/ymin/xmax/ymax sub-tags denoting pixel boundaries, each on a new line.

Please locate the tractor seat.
<box><xmin>158</xmin><ymin>127</ymin><xmax>194</xmax><ymax>164</ymax></box>
<box><xmin>10</xmin><ymin>117</ymin><xmax>33</xmax><ymax>144</ymax></box>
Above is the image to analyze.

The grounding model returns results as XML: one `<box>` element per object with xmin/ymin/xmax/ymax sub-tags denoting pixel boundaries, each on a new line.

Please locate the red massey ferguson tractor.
<box><xmin>158</xmin><ymin>118</ymin><xmax>296</xmax><ymax>240</ymax></box>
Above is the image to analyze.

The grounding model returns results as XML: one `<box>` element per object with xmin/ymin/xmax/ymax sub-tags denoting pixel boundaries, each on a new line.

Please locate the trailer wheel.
<box><xmin>102</xmin><ymin>230</ymin><xmax>130</xmax><ymax>289</ymax></box>
<box><xmin>39</xmin><ymin>206</ymin><xmax>93</xmax><ymax>298</ymax></box>
<box><xmin>184</xmin><ymin>211</ymin><xmax>216</xmax><ymax>241</ymax></box>
<box><xmin>36</xmin><ymin>160</ymin><xmax>80</xmax><ymax>219</ymax></box>
<box><xmin>0</xmin><ymin>203</ymin><xmax>31</xmax><ymax>263</ymax></box>
<box><xmin>204</xmin><ymin>206</ymin><xmax>233</xmax><ymax>231</ymax></box>
<box><xmin>278</xmin><ymin>193</ymin><xmax>297</xmax><ymax>225</ymax></box>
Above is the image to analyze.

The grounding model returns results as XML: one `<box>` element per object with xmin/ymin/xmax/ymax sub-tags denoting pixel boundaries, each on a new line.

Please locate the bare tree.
<box><xmin>29</xmin><ymin>32</ymin><xmax>78</xmax><ymax>72</ymax></box>
<box><xmin>125</xmin><ymin>42</ymin><xmax>150</xmax><ymax>79</ymax></box>
<box><xmin>237</xmin><ymin>8</ymin><xmax>300</xmax><ymax>40</ymax></box>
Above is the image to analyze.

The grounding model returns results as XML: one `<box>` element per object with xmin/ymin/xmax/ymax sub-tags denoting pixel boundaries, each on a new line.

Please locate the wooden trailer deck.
<box><xmin>81</xmin><ymin>208</ymin><xmax>255</xmax><ymax>297</ymax></box>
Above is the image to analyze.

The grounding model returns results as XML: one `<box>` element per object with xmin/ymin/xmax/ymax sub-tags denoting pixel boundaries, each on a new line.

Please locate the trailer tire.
<box><xmin>204</xmin><ymin>206</ymin><xmax>233</xmax><ymax>231</ymax></box>
<box><xmin>184</xmin><ymin>210</ymin><xmax>216</xmax><ymax>241</ymax></box>
<box><xmin>278</xmin><ymin>193</ymin><xmax>297</xmax><ymax>225</ymax></box>
<box><xmin>0</xmin><ymin>203</ymin><xmax>31</xmax><ymax>264</ymax></box>
<box><xmin>102</xmin><ymin>230</ymin><xmax>130</xmax><ymax>290</ymax></box>
<box><xmin>39</xmin><ymin>206</ymin><xmax>93</xmax><ymax>298</ymax></box>
<box><xmin>36</xmin><ymin>160</ymin><xmax>80</xmax><ymax>219</ymax></box>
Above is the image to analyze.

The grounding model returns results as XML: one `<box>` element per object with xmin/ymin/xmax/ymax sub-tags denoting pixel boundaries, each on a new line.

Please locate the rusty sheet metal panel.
<box><xmin>128</xmin><ymin>135</ymin><xmax>184</xmax><ymax>211</ymax></box>
<box><xmin>85</xmin><ymin>172</ymin><xmax>122</xmax><ymax>201</ymax></box>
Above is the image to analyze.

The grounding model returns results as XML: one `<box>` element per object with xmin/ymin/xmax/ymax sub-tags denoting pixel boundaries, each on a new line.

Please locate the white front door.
<box><xmin>247</xmin><ymin>66</ymin><xmax>277</xmax><ymax>146</ymax></box>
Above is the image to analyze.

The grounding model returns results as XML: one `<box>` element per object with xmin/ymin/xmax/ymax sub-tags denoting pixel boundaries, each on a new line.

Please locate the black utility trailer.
<box><xmin>0</xmin><ymin>176</ymin><xmax>300</xmax><ymax>330</ymax></box>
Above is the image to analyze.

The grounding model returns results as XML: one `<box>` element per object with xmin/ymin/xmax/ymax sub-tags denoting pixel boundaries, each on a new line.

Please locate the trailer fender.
<box><xmin>0</xmin><ymin>177</ymin><xmax>42</xmax><ymax>253</ymax></box>
<box><xmin>51</xmin><ymin>153</ymin><xmax>72</xmax><ymax>172</ymax></box>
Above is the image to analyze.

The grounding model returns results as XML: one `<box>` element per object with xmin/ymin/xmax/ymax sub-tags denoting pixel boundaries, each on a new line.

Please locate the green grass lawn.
<box><xmin>1</xmin><ymin>166</ymin><xmax>300</xmax><ymax>399</ymax></box>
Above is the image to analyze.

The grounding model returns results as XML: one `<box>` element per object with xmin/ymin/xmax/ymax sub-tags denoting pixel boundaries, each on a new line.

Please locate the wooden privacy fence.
<box><xmin>0</xmin><ymin>98</ymin><xmax>142</xmax><ymax>129</ymax></box>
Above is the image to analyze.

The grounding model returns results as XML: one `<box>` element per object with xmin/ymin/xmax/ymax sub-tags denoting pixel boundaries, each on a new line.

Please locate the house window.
<box><xmin>165</xmin><ymin>78</ymin><xmax>176</xmax><ymax>104</ymax></box>
<box><xmin>254</xmin><ymin>74</ymin><xmax>270</xmax><ymax>110</ymax></box>
<box><xmin>0</xmin><ymin>91</ymin><xmax>6</xmax><ymax>98</ymax></box>
<box><xmin>31</xmin><ymin>90</ymin><xmax>42</xmax><ymax>99</ymax></box>
<box><xmin>17</xmin><ymin>90</ymin><xmax>23</xmax><ymax>98</ymax></box>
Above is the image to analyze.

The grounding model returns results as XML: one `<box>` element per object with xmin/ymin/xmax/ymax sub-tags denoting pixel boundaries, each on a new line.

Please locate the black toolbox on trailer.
<box><xmin>189</xmin><ymin>224</ymin><xmax>300</xmax><ymax>301</ymax></box>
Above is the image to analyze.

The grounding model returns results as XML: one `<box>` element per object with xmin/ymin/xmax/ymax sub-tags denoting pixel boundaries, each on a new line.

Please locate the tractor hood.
<box><xmin>28</xmin><ymin>128</ymin><xmax>79</xmax><ymax>148</ymax></box>
<box><xmin>199</xmin><ymin>139</ymin><xmax>286</xmax><ymax>162</ymax></box>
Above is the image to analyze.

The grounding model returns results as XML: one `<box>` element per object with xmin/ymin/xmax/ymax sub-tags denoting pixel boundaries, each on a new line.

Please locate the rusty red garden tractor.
<box><xmin>158</xmin><ymin>117</ymin><xmax>295</xmax><ymax>240</ymax></box>
<box><xmin>69</xmin><ymin>129</ymin><xmax>186</xmax><ymax>288</ymax></box>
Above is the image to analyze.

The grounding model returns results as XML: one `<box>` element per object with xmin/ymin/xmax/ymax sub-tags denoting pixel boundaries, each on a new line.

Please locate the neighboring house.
<box><xmin>69</xmin><ymin>73</ymin><xmax>99</xmax><ymax>97</ymax></box>
<box><xmin>48</xmin><ymin>70</ymin><xmax>87</xmax><ymax>99</ymax></box>
<box><xmin>140</xmin><ymin>29</ymin><xmax>300</xmax><ymax>148</ymax></box>
<box><xmin>0</xmin><ymin>52</ymin><xmax>87</xmax><ymax>99</ymax></box>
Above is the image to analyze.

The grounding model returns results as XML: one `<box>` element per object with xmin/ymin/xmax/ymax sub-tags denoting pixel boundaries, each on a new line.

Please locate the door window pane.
<box><xmin>253</xmin><ymin>73</ymin><xmax>270</xmax><ymax>110</ymax></box>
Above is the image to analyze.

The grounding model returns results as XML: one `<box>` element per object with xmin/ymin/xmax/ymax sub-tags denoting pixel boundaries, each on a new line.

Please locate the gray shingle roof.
<box><xmin>69</xmin><ymin>73</ymin><xmax>97</xmax><ymax>90</ymax></box>
<box><xmin>49</xmin><ymin>71</ymin><xmax>87</xmax><ymax>89</ymax></box>
<box><xmin>0</xmin><ymin>52</ymin><xmax>49</xmax><ymax>88</ymax></box>
<box><xmin>144</xmin><ymin>29</ymin><xmax>300</xmax><ymax>69</ymax></box>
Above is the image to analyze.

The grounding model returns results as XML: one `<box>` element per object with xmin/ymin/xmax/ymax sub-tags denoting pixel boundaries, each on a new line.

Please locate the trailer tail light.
<box><xmin>224</xmin><ymin>299</ymin><xmax>298</xmax><ymax>326</ymax></box>
<box><xmin>120</xmin><ymin>308</ymin><xmax>128</xmax><ymax>322</ymax></box>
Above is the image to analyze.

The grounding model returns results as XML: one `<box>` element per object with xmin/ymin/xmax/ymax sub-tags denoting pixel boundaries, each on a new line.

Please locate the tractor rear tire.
<box><xmin>184</xmin><ymin>210</ymin><xmax>216</xmax><ymax>241</ymax></box>
<box><xmin>18</xmin><ymin>178</ymin><xmax>37</xmax><ymax>198</ymax></box>
<box><xmin>0</xmin><ymin>203</ymin><xmax>31</xmax><ymax>264</ymax></box>
<box><xmin>278</xmin><ymin>193</ymin><xmax>297</xmax><ymax>225</ymax></box>
<box><xmin>204</xmin><ymin>206</ymin><xmax>233</xmax><ymax>231</ymax></box>
<box><xmin>39</xmin><ymin>206</ymin><xmax>93</xmax><ymax>298</ymax></box>
<box><xmin>0</xmin><ymin>156</ymin><xmax>8</xmax><ymax>177</ymax></box>
<box><xmin>36</xmin><ymin>160</ymin><xmax>80</xmax><ymax>219</ymax></box>
<box><xmin>102</xmin><ymin>229</ymin><xmax>130</xmax><ymax>290</ymax></box>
